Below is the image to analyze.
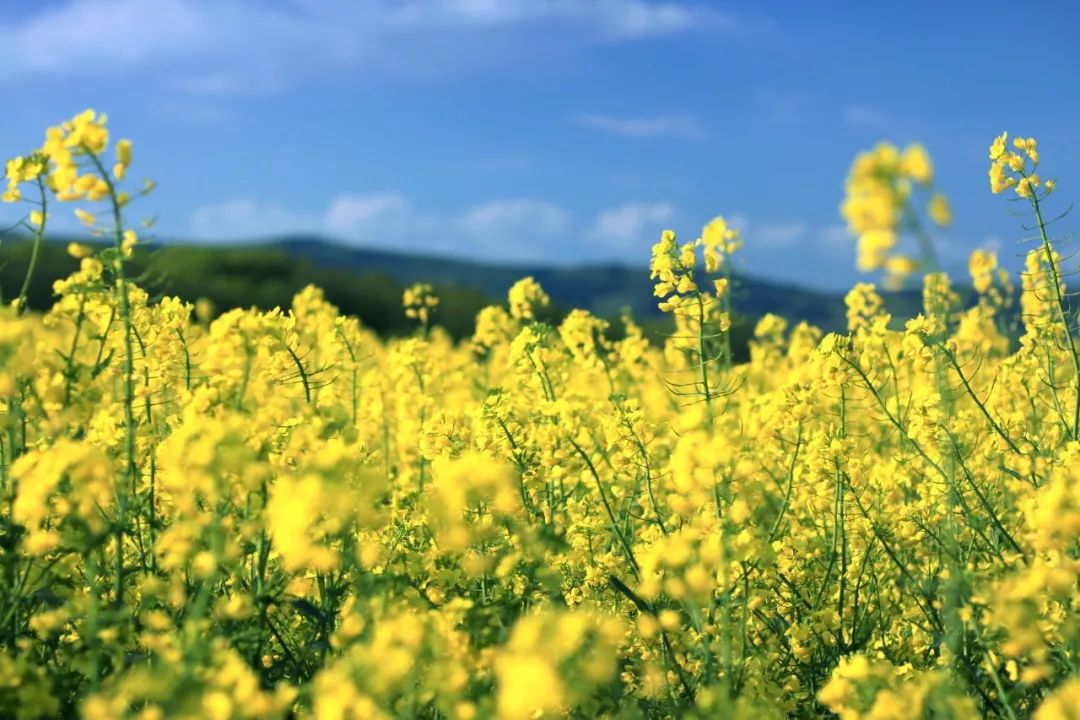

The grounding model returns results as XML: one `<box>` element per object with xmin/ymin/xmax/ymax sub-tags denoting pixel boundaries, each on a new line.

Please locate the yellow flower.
<box><xmin>900</xmin><ymin>143</ymin><xmax>933</xmax><ymax>184</ymax></box>
<box><xmin>192</xmin><ymin>551</ymin><xmax>217</xmax><ymax>579</ymax></box>
<box><xmin>1033</xmin><ymin>677</ymin><xmax>1080</xmax><ymax>720</ymax></box>
<box><xmin>507</xmin><ymin>276</ymin><xmax>549</xmax><ymax>320</ymax></box>
<box><xmin>989</xmin><ymin>131</ymin><xmax>1007</xmax><ymax>160</ymax></box>
<box><xmin>122</xmin><ymin>229</ymin><xmax>138</xmax><ymax>257</ymax></box>
<box><xmin>67</xmin><ymin>242</ymin><xmax>93</xmax><ymax>259</ymax></box>
<box><xmin>115</xmin><ymin>139</ymin><xmax>132</xmax><ymax>167</ymax></box>
<box><xmin>74</xmin><ymin>207</ymin><xmax>95</xmax><ymax>226</ymax></box>
<box><xmin>496</xmin><ymin>654</ymin><xmax>564</xmax><ymax>720</ymax></box>
<box><xmin>989</xmin><ymin>160</ymin><xmax>1013</xmax><ymax>194</ymax></box>
<box><xmin>201</xmin><ymin>691</ymin><xmax>233</xmax><ymax>720</ymax></box>
<box><xmin>928</xmin><ymin>193</ymin><xmax>951</xmax><ymax>227</ymax></box>
<box><xmin>968</xmin><ymin>249</ymin><xmax>997</xmax><ymax>294</ymax></box>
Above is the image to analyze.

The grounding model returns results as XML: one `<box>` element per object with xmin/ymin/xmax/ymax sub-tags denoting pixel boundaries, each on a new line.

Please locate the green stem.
<box><xmin>86</xmin><ymin>150</ymin><xmax>136</xmax><ymax>608</ymax></box>
<box><xmin>941</xmin><ymin>346</ymin><xmax>1022</xmax><ymax>456</ymax></box>
<box><xmin>14</xmin><ymin>178</ymin><xmax>47</xmax><ymax>314</ymax></box>
<box><xmin>568</xmin><ymin>437</ymin><xmax>639</xmax><ymax>575</ymax></box>
<box><xmin>1029</xmin><ymin>191</ymin><xmax>1080</xmax><ymax>439</ymax></box>
<box><xmin>695</xmin><ymin>293</ymin><xmax>714</xmax><ymax>427</ymax></box>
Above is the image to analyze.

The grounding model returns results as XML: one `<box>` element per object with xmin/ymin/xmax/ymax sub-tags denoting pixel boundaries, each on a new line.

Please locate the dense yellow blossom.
<box><xmin>989</xmin><ymin>131</ymin><xmax>1055</xmax><ymax>199</ymax></box>
<box><xmin>403</xmin><ymin>282</ymin><xmax>439</xmax><ymax>328</ymax></box>
<box><xmin>841</xmin><ymin>141</ymin><xmax>950</xmax><ymax>288</ymax></box>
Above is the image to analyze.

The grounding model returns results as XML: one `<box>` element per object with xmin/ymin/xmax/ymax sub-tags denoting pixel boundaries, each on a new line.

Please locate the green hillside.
<box><xmin>0</xmin><ymin>235</ymin><xmax>934</xmax><ymax>348</ymax></box>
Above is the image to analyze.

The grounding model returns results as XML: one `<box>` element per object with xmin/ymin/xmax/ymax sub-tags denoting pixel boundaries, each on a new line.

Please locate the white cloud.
<box><xmin>1</xmin><ymin>0</ymin><xmax>201</xmax><ymax>76</ymax></box>
<box><xmin>190</xmin><ymin>193</ymin><xmax>574</xmax><ymax>259</ymax></box>
<box><xmin>815</xmin><ymin>224</ymin><xmax>859</xmax><ymax>261</ymax></box>
<box><xmin>583</xmin><ymin>0</ymin><xmax>719</xmax><ymax>40</ymax></box>
<box><xmin>0</xmin><ymin>0</ymin><xmax>331</xmax><ymax>93</ymax></box>
<box><xmin>189</xmin><ymin>198</ymin><xmax>317</xmax><ymax>240</ymax></box>
<box><xmin>843</xmin><ymin>104</ymin><xmax>891</xmax><ymax>130</ymax></box>
<box><xmin>726</xmin><ymin>213</ymin><xmax>749</xmax><ymax>234</ymax></box>
<box><xmin>756</xmin><ymin>220</ymin><xmax>806</xmax><ymax>247</ymax></box>
<box><xmin>459</xmin><ymin>198</ymin><xmax>569</xmax><ymax>246</ymax></box>
<box><xmin>588</xmin><ymin>202</ymin><xmax>674</xmax><ymax>248</ymax></box>
<box><xmin>573</xmin><ymin>113</ymin><xmax>706</xmax><ymax>139</ymax></box>
<box><xmin>819</xmin><ymin>224</ymin><xmax>851</xmax><ymax>248</ymax></box>
<box><xmin>190</xmin><ymin>192</ymin><xmax>412</xmax><ymax>242</ymax></box>
<box><xmin>384</xmin><ymin>0</ymin><xmax>719</xmax><ymax>40</ymax></box>
<box><xmin>324</xmin><ymin>192</ymin><xmax>409</xmax><ymax>235</ymax></box>
<box><xmin>0</xmin><ymin>0</ymin><xmax>722</xmax><ymax>91</ymax></box>
<box><xmin>716</xmin><ymin>215</ymin><xmax>804</xmax><ymax>249</ymax></box>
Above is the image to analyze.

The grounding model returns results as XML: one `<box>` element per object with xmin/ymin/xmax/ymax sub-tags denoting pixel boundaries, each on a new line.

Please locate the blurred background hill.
<box><xmin>0</xmin><ymin>236</ymin><xmax>939</xmax><ymax>360</ymax></box>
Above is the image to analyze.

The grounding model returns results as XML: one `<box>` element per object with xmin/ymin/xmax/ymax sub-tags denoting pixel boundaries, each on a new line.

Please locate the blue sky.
<box><xmin>1</xmin><ymin>0</ymin><xmax>1078</xmax><ymax>290</ymax></box>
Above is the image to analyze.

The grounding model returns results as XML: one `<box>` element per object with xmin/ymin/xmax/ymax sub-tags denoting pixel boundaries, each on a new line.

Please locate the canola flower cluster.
<box><xmin>841</xmin><ymin>142</ymin><xmax>952</xmax><ymax>289</ymax></box>
<box><xmin>1</xmin><ymin>112</ymin><xmax>1079</xmax><ymax>719</ymax></box>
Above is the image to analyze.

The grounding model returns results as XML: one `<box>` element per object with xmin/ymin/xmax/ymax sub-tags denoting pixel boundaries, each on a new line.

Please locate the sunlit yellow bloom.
<box><xmin>928</xmin><ymin>193</ymin><xmax>951</xmax><ymax>226</ymax></box>
<box><xmin>67</xmin><ymin>242</ymin><xmax>93</xmax><ymax>259</ymax></box>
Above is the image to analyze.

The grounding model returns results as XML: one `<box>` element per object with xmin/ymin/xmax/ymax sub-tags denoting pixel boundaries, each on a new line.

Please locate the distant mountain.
<box><xmin>1</xmin><ymin>233</ymin><xmax>932</xmax><ymax>335</ymax></box>
<box><xmin>265</xmin><ymin>235</ymin><xmax>915</xmax><ymax>332</ymax></box>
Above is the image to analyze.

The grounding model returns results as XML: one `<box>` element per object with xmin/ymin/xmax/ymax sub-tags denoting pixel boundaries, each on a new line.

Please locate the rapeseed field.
<box><xmin>1</xmin><ymin>111</ymin><xmax>1078</xmax><ymax>718</ymax></box>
